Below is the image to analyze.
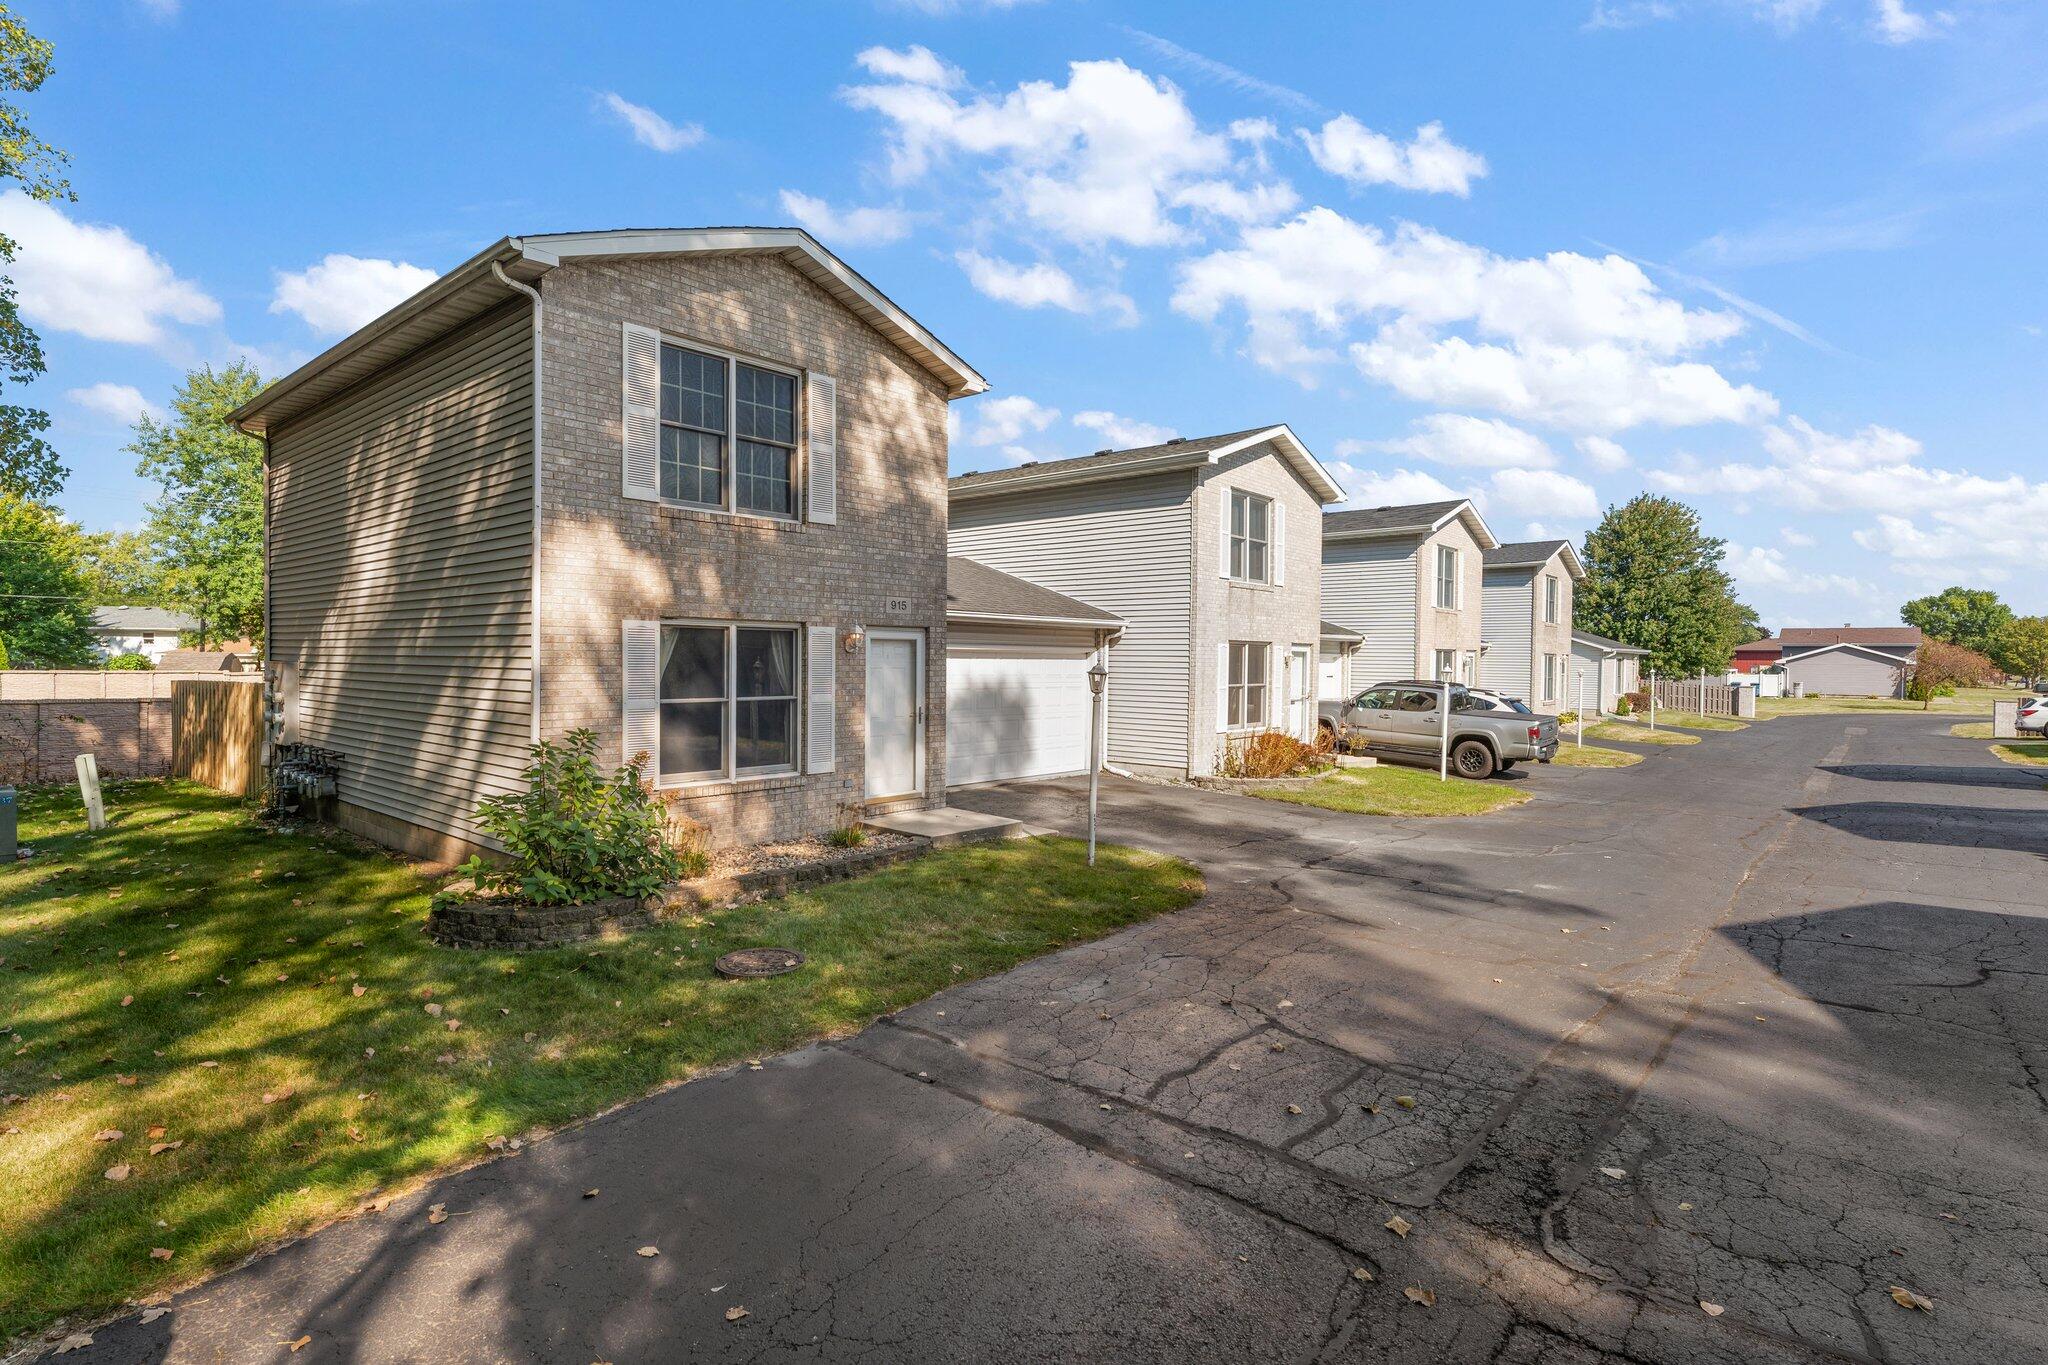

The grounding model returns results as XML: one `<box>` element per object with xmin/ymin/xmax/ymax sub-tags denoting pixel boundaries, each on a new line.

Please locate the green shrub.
<box><xmin>826</xmin><ymin>824</ymin><xmax>867</xmax><ymax>849</ymax></box>
<box><xmin>104</xmin><ymin>652</ymin><xmax>153</xmax><ymax>670</ymax></box>
<box><xmin>455</xmin><ymin>728</ymin><xmax>690</xmax><ymax>906</ymax></box>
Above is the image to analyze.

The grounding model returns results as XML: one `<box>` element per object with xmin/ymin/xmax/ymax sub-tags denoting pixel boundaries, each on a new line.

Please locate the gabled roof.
<box><xmin>946</xmin><ymin>557</ymin><xmax>1122</xmax><ymax>629</ymax></box>
<box><xmin>1778</xmin><ymin>626</ymin><xmax>1922</xmax><ymax>648</ymax></box>
<box><xmin>91</xmin><ymin>606</ymin><xmax>198</xmax><ymax>633</ymax></box>
<box><xmin>948</xmin><ymin>424</ymin><xmax>1344</xmax><ymax>504</ymax></box>
<box><xmin>1320</xmin><ymin>619</ymin><xmax>1364</xmax><ymax>642</ymax></box>
<box><xmin>1733</xmin><ymin>637</ymin><xmax>1783</xmax><ymax>655</ymax></box>
<box><xmin>1322</xmin><ymin>498</ymin><xmax>1499</xmax><ymax>551</ymax></box>
<box><xmin>1572</xmin><ymin>630</ymin><xmax>1649</xmax><ymax>656</ymax></box>
<box><xmin>1482</xmin><ymin>539</ymin><xmax>1586</xmax><ymax>583</ymax></box>
<box><xmin>1781</xmin><ymin>640</ymin><xmax>1916</xmax><ymax>666</ymax></box>
<box><xmin>231</xmin><ymin>228</ymin><xmax>987</xmax><ymax>435</ymax></box>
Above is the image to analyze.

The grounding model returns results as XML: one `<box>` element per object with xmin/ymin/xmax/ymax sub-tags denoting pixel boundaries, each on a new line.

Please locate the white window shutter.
<box><xmin>806</xmin><ymin>625</ymin><xmax>837</xmax><ymax>773</ymax></box>
<box><xmin>1273</xmin><ymin>501</ymin><xmax>1287</xmax><ymax>585</ymax></box>
<box><xmin>1218</xmin><ymin>488</ymin><xmax>1233</xmax><ymax>578</ymax></box>
<box><xmin>621</xmin><ymin>323</ymin><xmax>661</xmax><ymax>501</ymax></box>
<box><xmin>622</xmin><ymin>620</ymin><xmax>661</xmax><ymax>780</ymax></box>
<box><xmin>805</xmin><ymin>372</ymin><xmax>838</xmax><ymax>524</ymax></box>
<box><xmin>1216</xmin><ymin>641</ymin><xmax>1230</xmax><ymax>732</ymax></box>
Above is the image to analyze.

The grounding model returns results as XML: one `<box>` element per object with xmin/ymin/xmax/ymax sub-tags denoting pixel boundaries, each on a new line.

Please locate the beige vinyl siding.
<box><xmin>949</xmin><ymin>469</ymin><xmax>1195</xmax><ymax>772</ymax></box>
<box><xmin>267</xmin><ymin>303</ymin><xmax>534</xmax><ymax>850</ymax></box>
<box><xmin>1321</xmin><ymin>538</ymin><xmax>1417</xmax><ymax>688</ymax></box>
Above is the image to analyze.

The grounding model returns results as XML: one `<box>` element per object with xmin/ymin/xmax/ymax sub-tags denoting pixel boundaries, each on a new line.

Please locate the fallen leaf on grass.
<box><xmin>1385</xmin><ymin>1215</ymin><xmax>1413</xmax><ymax>1238</ymax></box>
<box><xmin>724</xmin><ymin>1306</ymin><xmax>749</xmax><ymax>1322</ymax></box>
<box><xmin>358</xmin><ymin>1194</ymin><xmax>391</xmax><ymax>1214</ymax></box>
<box><xmin>105</xmin><ymin>1163</ymin><xmax>132</xmax><ymax>1181</ymax></box>
<box><xmin>1888</xmin><ymin>1286</ymin><xmax>1933</xmax><ymax>1312</ymax></box>
<box><xmin>116</xmin><ymin>1075</ymin><xmax>137</xmax><ymax>1086</ymax></box>
<box><xmin>262</xmin><ymin>1088</ymin><xmax>294</xmax><ymax>1105</ymax></box>
<box><xmin>51</xmin><ymin>1333</ymin><xmax>92</xmax><ymax>1353</ymax></box>
<box><xmin>94</xmin><ymin>1128</ymin><xmax>123</xmax><ymax>1142</ymax></box>
<box><xmin>198</xmin><ymin>1060</ymin><xmax>218</xmax><ymax>1069</ymax></box>
<box><xmin>1402</xmin><ymin>1286</ymin><xmax>1436</xmax><ymax>1307</ymax></box>
<box><xmin>1699</xmin><ymin>1301</ymin><xmax>1725</xmax><ymax>1317</ymax></box>
<box><xmin>350</xmin><ymin>985</ymin><xmax>365</xmax><ymax>998</ymax></box>
<box><xmin>637</xmin><ymin>1245</ymin><xmax>660</xmax><ymax>1257</ymax></box>
<box><xmin>120</xmin><ymin>996</ymin><xmax>133</xmax><ymax>1007</ymax></box>
<box><xmin>149</xmin><ymin>1247</ymin><xmax>173</xmax><ymax>1261</ymax></box>
<box><xmin>140</xmin><ymin>1306</ymin><xmax>169</xmax><ymax>1321</ymax></box>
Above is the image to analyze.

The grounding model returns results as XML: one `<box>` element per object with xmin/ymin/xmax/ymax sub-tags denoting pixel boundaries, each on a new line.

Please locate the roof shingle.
<box><xmin>946</xmin><ymin>557</ymin><xmax>1121</xmax><ymax>625</ymax></box>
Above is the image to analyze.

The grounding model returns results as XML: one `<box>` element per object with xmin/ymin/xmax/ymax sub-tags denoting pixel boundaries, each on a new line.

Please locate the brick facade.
<box><xmin>534</xmin><ymin>253</ymin><xmax>951</xmax><ymax>847</ymax></box>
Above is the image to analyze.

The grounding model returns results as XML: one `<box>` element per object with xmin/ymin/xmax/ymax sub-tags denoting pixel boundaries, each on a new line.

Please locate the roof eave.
<box><xmin>950</xmin><ymin>448</ymin><xmax>1214</xmax><ymax>501</ymax></box>
<box><xmin>946</xmin><ymin>610</ymin><xmax>1126</xmax><ymax>630</ymax></box>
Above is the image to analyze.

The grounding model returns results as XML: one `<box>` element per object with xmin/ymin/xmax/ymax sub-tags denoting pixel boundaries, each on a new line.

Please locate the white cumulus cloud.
<box><xmin>1329</xmin><ymin>463</ymin><xmax>1470</xmax><ymax>508</ymax></box>
<box><xmin>1486</xmin><ymin>467</ymin><xmax>1599</xmax><ymax>521</ymax></box>
<box><xmin>1300</xmin><ymin>115</ymin><xmax>1488</xmax><ymax>196</ymax></box>
<box><xmin>1358</xmin><ymin>413</ymin><xmax>1556</xmax><ymax>469</ymax></box>
<box><xmin>1072</xmin><ymin>410</ymin><xmax>1176</xmax><ymax>449</ymax></box>
<box><xmin>66</xmin><ymin>381</ymin><xmax>158</xmax><ymax>425</ymax></box>
<box><xmin>271</xmin><ymin>254</ymin><xmax>439</xmax><ymax>335</ymax></box>
<box><xmin>597</xmin><ymin>93</ymin><xmax>704</xmax><ymax>152</ymax></box>
<box><xmin>0</xmin><ymin>192</ymin><xmax>220</xmax><ymax>347</ymax></box>
<box><xmin>1577</xmin><ymin>435</ymin><xmax>1631</xmax><ymax>470</ymax></box>
<box><xmin>778</xmin><ymin>191</ymin><xmax>912</xmax><ymax>246</ymax></box>
<box><xmin>855</xmin><ymin>44</ymin><xmax>963</xmax><ymax>88</ymax></box>
<box><xmin>965</xmin><ymin>394</ymin><xmax>1060</xmax><ymax>446</ymax></box>
<box><xmin>956</xmin><ymin>250</ymin><xmax>1137</xmax><ymax>324</ymax></box>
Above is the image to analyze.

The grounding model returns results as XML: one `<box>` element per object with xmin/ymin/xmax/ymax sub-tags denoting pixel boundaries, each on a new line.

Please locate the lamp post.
<box><xmin>1439</xmin><ymin>665</ymin><xmax>1456</xmax><ymax>782</ymax></box>
<box><xmin>1087</xmin><ymin>657</ymin><xmax>1108</xmax><ymax>866</ymax></box>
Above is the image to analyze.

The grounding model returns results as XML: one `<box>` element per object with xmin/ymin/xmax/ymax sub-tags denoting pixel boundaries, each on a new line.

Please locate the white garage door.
<box><xmin>947</xmin><ymin>627</ymin><xmax>1097</xmax><ymax>787</ymax></box>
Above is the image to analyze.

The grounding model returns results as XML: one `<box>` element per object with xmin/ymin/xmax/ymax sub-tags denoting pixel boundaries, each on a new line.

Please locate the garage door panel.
<box><xmin>947</xmin><ymin>653</ymin><xmax>1092</xmax><ymax>786</ymax></box>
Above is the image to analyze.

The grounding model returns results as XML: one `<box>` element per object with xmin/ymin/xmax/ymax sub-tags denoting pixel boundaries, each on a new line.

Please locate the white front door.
<box><xmin>1318</xmin><ymin>647</ymin><xmax>1346</xmax><ymax>704</ymax></box>
<box><xmin>1287</xmin><ymin>647</ymin><xmax>1313</xmax><ymax>739</ymax></box>
<box><xmin>865</xmin><ymin>631</ymin><xmax>925</xmax><ymax>799</ymax></box>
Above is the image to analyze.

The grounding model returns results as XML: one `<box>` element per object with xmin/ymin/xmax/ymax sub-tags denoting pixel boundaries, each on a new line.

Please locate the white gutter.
<box><xmin>946</xmin><ymin>611</ymin><xmax>1127</xmax><ymax>630</ymax></box>
<box><xmin>492</xmin><ymin>260</ymin><xmax>546</xmax><ymax>746</ymax></box>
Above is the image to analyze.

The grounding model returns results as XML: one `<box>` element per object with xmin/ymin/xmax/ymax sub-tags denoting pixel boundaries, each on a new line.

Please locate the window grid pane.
<box><xmin>736</xmin><ymin>439</ymin><xmax>794</xmax><ymax>517</ymax></box>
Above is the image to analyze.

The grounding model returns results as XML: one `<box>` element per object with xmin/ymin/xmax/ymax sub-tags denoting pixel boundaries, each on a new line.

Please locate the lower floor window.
<box><xmin>1543</xmin><ymin>653</ymin><xmax>1561</xmax><ymax>702</ymax></box>
<box><xmin>1433</xmin><ymin>648</ymin><xmax>1458</xmax><ymax>683</ymax></box>
<box><xmin>659</xmin><ymin>623</ymin><xmax>799</xmax><ymax>781</ymax></box>
<box><xmin>1228</xmin><ymin>641</ymin><xmax>1270</xmax><ymax>728</ymax></box>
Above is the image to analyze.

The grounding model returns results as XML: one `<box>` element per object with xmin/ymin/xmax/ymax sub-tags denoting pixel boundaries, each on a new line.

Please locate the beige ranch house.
<box><xmin>235</xmin><ymin>228</ymin><xmax>986</xmax><ymax>861</ymax></box>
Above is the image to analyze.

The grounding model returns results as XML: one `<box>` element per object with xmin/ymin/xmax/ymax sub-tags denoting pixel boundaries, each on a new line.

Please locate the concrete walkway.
<box><xmin>57</xmin><ymin>715</ymin><xmax>2048</xmax><ymax>1363</ymax></box>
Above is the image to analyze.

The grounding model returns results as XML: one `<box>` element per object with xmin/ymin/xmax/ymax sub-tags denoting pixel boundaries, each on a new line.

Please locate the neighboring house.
<box><xmin>89</xmin><ymin>606</ymin><xmax>197</xmax><ymax>664</ymax></box>
<box><xmin>1730</xmin><ymin>636</ymin><xmax>1782</xmax><ymax>675</ymax></box>
<box><xmin>1779</xmin><ymin>626</ymin><xmax>1922</xmax><ymax>699</ymax></box>
<box><xmin>1569</xmin><ymin>632</ymin><xmax>1649</xmax><ymax>714</ymax></box>
<box><xmin>1321</xmin><ymin>499</ymin><xmax>1498</xmax><ymax>691</ymax></box>
<box><xmin>155</xmin><ymin>650</ymin><xmax>247</xmax><ymax>674</ymax></box>
<box><xmin>948</xmin><ymin>426</ymin><xmax>1344</xmax><ymax>780</ymax></box>
<box><xmin>235</xmin><ymin>227</ymin><xmax>986</xmax><ymax>860</ymax></box>
<box><xmin>1318</xmin><ymin>619</ymin><xmax>1364</xmax><ymax>708</ymax></box>
<box><xmin>944</xmin><ymin>557</ymin><xmax>1121</xmax><ymax>788</ymax></box>
<box><xmin>1479</xmin><ymin>540</ymin><xmax>1586</xmax><ymax>709</ymax></box>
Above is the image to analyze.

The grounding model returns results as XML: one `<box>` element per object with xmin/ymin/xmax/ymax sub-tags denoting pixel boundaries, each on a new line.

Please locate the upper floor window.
<box><xmin>1434</xmin><ymin>545</ymin><xmax>1460</xmax><ymax>609</ymax></box>
<box><xmin>1229</xmin><ymin>490</ymin><xmax>1271</xmax><ymax>583</ymax></box>
<box><xmin>660</xmin><ymin>342</ymin><xmax>799</xmax><ymax>518</ymax></box>
<box><xmin>1544</xmin><ymin>574</ymin><xmax>1560</xmax><ymax>624</ymax></box>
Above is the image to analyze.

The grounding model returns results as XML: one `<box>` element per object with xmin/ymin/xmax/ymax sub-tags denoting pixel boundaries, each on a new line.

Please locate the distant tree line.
<box><xmin>1901</xmin><ymin>586</ymin><xmax>2048</xmax><ymax>686</ymax></box>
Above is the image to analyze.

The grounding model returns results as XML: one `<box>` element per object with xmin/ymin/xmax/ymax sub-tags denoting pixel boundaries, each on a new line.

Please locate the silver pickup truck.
<box><xmin>1319</xmin><ymin>680</ymin><xmax>1559</xmax><ymax>779</ymax></box>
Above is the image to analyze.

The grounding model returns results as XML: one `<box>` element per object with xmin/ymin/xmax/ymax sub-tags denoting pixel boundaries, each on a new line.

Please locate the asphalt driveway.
<box><xmin>57</xmin><ymin>717</ymin><xmax>2048</xmax><ymax>1363</ymax></box>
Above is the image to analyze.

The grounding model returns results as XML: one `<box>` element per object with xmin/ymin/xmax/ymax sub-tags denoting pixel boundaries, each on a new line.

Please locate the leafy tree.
<box><xmin>0</xmin><ymin>491</ymin><xmax>94</xmax><ymax>665</ymax></box>
<box><xmin>1900</xmin><ymin>586</ymin><xmax>2014</xmax><ymax>658</ymax></box>
<box><xmin>1907</xmin><ymin>639</ymin><xmax>1996</xmax><ymax>709</ymax></box>
<box><xmin>131</xmin><ymin>364</ymin><xmax>264</xmax><ymax>648</ymax></box>
<box><xmin>0</xmin><ymin>5</ymin><xmax>70</xmax><ymax>503</ymax></box>
<box><xmin>1996</xmin><ymin>615</ymin><xmax>2048</xmax><ymax>686</ymax></box>
<box><xmin>1575</xmin><ymin>495</ymin><xmax>1754</xmax><ymax>676</ymax></box>
<box><xmin>79</xmin><ymin>527</ymin><xmax>161</xmax><ymax>604</ymax></box>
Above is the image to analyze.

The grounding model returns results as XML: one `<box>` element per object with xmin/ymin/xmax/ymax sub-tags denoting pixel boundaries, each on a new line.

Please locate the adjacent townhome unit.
<box><xmin>235</xmin><ymin>227</ymin><xmax>986</xmax><ymax>860</ymax></box>
<box><xmin>1779</xmin><ymin>626</ymin><xmax>1922</xmax><ymax>699</ymax></box>
<box><xmin>1480</xmin><ymin>540</ymin><xmax>1587</xmax><ymax>709</ymax></box>
<box><xmin>1570</xmin><ymin>631</ymin><xmax>1649</xmax><ymax>714</ymax></box>
<box><xmin>948</xmin><ymin>426</ymin><xmax>1344</xmax><ymax>780</ymax></box>
<box><xmin>1320</xmin><ymin>499</ymin><xmax>1499</xmax><ymax>692</ymax></box>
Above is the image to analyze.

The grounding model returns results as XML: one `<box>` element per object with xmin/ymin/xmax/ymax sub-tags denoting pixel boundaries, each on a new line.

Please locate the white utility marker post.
<box><xmin>1649</xmin><ymin>669</ymin><xmax>1659</xmax><ymax>732</ymax></box>
<box><xmin>1439</xmin><ymin>668</ymin><xmax>1455</xmax><ymax>781</ymax></box>
<box><xmin>1698</xmin><ymin>670</ymin><xmax>1707</xmax><ymax>716</ymax></box>
<box><xmin>75</xmin><ymin>752</ymin><xmax>106</xmax><ymax>832</ymax></box>
<box><xmin>1086</xmin><ymin>657</ymin><xmax>1108</xmax><ymax>866</ymax></box>
<box><xmin>1577</xmin><ymin>675</ymin><xmax>1586</xmax><ymax>749</ymax></box>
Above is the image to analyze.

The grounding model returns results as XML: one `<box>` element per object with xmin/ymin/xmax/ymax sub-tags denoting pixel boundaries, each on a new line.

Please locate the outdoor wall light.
<box><xmin>841</xmin><ymin>626</ymin><xmax>864</xmax><ymax>654</ymax></box>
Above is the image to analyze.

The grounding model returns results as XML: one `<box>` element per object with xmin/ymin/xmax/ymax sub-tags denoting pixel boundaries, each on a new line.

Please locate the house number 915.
<box><xmin>883</xmin><ymin>596</ymin><xmax>912</xmax><ymax>616</ymax></box>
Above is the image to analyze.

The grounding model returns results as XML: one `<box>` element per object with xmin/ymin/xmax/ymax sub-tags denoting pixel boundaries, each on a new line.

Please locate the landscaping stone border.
<box><xmin>427</xmin><ymin>894</ymin><xmax>656</xmax><ymax>951</ymax></box>
<box><xmin>1189</xmin><ymin>770</ymin><xmax>1337</xmax><ymax>792</ymax></box>
<box><xmin>657</xmin><ymin>840</ymin><xmax>931</xmax><ymax>913</ymax></box>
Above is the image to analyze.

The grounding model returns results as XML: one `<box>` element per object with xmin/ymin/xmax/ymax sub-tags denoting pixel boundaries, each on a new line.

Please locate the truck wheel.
<box><xmin>1451</xmin><ymin>739</ymin><xmax>1498</xmax><ymax>780</ymax></box>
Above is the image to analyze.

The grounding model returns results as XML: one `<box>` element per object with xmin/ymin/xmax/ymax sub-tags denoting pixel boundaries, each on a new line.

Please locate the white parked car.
<box><xmin>2019</xmin><ymin>696</ymin><xmax>2047</xmax><ymax>733</ymax></box>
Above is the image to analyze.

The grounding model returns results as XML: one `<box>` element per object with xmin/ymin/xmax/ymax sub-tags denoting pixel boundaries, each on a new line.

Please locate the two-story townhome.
<box><xmin>233</xmin><ymin>228</ymin><xmax>986</xmax><ymax>860</ymax></box>
<box><xmin>1479</xmin><ymin>540</ymin><xmax>1587</xmax><ymax>709</ymax></box>
<box><xmin>1320</xmin><ymin>499</ymin><xmax>1499</xmax><ymax>692</ymax></box>
<box><xmin>947</xmin><ymin>427</ymin><xmax>1344</xmax><ymax>780</ymax></box>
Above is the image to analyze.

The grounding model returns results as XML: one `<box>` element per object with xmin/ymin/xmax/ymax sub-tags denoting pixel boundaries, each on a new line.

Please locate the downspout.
<box><xmin>492</xmin><ymin>259</ymin><xmax>545</xmax><ymax>746</ymax></box>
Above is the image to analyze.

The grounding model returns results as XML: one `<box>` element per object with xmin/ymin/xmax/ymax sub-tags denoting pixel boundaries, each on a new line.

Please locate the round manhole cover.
<box><xmin>714</xmin><ymin>947</ymin><xmax>806</xmax><ymax>978</ymax></box>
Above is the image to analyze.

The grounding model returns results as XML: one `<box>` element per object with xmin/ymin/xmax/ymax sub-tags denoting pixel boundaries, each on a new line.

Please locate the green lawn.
<box><xmin>0</xmin><ymin>782</ymin><xmax>1202</xmax><ymax>1343</ymax></box>
<box><xmin>1551</xmin><ymin>743</ymin><xmax>1646</xmax><ymax>768</ymax></box>
<box><xmin>1583</xmin><ymin>721</ymin><xmax>1700</xmax><ymax>747</ymax></box>
<box><xmin>1950</xmin><ymin>722</ymin><xmax>2048</xmax><ymax>767</ymax></box>
<box><xmin>1647</xmin><ymin>712</ymin><xmax>1748</xmax><ymax>732</ymax></box>
<box><xmin>1757</xmin><ymin>686</ymin><xmax>2013</xmax><ymax>719</ymax></box>
<box><xmin>1252</xmin><ymin>764</ymin><xmax>1530</xmax><ymax>816</ymax></box>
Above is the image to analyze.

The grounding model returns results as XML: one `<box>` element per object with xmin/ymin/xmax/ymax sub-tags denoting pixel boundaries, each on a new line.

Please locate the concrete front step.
<box><xmin>861</xmin><ymin>805</ymin><xmax>1022</xmax><ymax>848</ymax></box>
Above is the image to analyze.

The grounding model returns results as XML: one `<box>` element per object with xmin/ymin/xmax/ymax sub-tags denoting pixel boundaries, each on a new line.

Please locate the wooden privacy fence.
<box><xmin>1652</xmin><ymin>678</ymin><xmax>1756</xmax><ymax>719</ymax></box>
<box><xmin>170</xmin><ymin>677</ymin><xmax>264</xmax><ymax>796</ymax></box>
<box><xmin>0</xmin><ymin>675</ymin><xmax>262</xmax><ymax>794</ymax></box>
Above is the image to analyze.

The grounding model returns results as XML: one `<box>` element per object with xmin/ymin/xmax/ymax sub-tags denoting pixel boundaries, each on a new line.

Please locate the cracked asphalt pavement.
<box><xmin>62</xmin><ymin>715</ymin><xmax>2048</xmax><ymax>1362</ymax></box>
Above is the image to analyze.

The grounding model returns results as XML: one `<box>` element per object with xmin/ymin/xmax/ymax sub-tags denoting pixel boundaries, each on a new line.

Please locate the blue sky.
<box><xmin>13</xmin><ymin>0</ymin><xmax>2047</xmax><ymax>628</ymax></box>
